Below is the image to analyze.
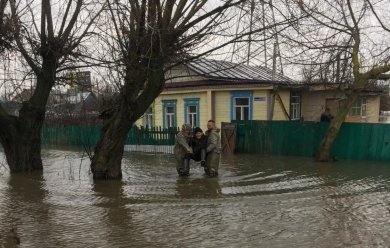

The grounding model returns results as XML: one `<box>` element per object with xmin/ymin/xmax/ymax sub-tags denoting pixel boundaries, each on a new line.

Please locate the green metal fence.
<box><xmin>235</xmin><ymin>121</ymin><xmax>390</xmax><ymax>161</ymax></box>
<box><xmin>125</xmin><ymin>126</ymin><xmax>179</xmax><ymax>145</ymax></box>
<box><xmin>41</xmin><ymin>126</ymin><xmax>101</xmax><ymax>147</ymax></box>
<box><xmin>41</xmin><ymin>126</ymin><xmax>179</xmax><ymax>147</ymax></box>
<box><xmin>41</xmin><ymin>122</ymin><xmax>390</xmax><ymax>161</ymax></box>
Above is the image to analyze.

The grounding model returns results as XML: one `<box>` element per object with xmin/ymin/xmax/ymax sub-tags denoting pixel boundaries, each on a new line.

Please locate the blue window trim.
<box><xmin>184</xmin><ymin>98</ymin><xmax>200</xmax><ymax>127</ymax></box>
<box><xmin>162</xmin><ymin>100</ymin><xmax>177</xmax><ymax>128</ymax></box>
<box><xmin>230</xmin><ymin>91</ymin><xmax>253</xmax><ymax>121</ymax></box>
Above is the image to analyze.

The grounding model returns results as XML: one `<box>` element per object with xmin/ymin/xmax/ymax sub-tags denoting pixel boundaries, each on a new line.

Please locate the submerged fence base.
<box><xmin>124</xmin><ymin>145</ymin><xmax>174</xmax><ymax>154</ymax></box>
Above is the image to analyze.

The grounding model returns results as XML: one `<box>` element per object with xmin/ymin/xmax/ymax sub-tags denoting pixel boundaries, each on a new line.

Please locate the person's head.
<box><xmin>193</xmin><ymin>127</ymin><xmax>203</xmax><ymax>139</ymax></box>
<box><xmin>325</xmin><ymin>107</ymin><xmax>331</xmax><ymax>112</ymax></box>
<box><xmin>207</xmin><ymin>120</ymin><xmax>215</xmax><ymax>130</ymax></box>
<box><xmin>181</xmin><ymin>123</ymin><xmax>192</xmax><ymax>136</ymax></box>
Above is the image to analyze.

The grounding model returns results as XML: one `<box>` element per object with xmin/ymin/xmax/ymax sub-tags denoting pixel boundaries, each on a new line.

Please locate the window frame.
<box><xmin>290</xmin><ymin>91</ymin><xmax>301</xmax><ymax>121</ymax></box>
<box><xmin>143</xmin><ymin>106</ymin><xmax>154</xmax><ymax>127</ymax></box>
<box><xmin>349</xmin><ymin>97</ymin><xmax>367</xmax><ymax>117</ymax></box>
<box><xmin>184</xmin><ymin>98</ymin><xmax>200</xmax><ymax>127</ymax></box>
<box><xmin>162</xmin><ymin>100</ymin><xmax>177</xmax><ymax>128</ymax></box>
<box><xmin>230</xmin><ymin>91</ymin><xmax>253</xmax><ymax>121</ymax></box>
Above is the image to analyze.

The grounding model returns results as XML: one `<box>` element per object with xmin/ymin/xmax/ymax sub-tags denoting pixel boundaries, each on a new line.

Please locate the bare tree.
<box><xmin>0</xmin><ymin>0</ymin><xmax>105</xmax><ymax>172</ymax></box>
<box><xmin>90</xmin><ymin>0</ymin><xmax>298</xmax><ymax>179</ymax></box>
<box><xmin>283</xmin><ymin>0</ymin><xmax>390</xmax><ymax>161</ymax></box>
<box><xmin>0</xmin><ymin>0</ymin><xmax>12</xmax><ymax>52</ymax></box>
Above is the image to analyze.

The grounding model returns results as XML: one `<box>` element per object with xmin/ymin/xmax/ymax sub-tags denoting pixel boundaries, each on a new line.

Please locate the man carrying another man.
<box><xmin>204</xmin><ymin>120</ymin><xmax>221</xmax><ymax>177</ymax></box>
<box><xmin>174</xmin><ymin>120</ymin><xmax>221</xmax><ymax>177</ymax></box>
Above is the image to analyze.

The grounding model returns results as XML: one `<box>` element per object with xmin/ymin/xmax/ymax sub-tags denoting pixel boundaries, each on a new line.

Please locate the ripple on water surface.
<box><xmin>0</xmin><ymin>149</ymin><xmax>389</xmax><ymax>247</ymax></box>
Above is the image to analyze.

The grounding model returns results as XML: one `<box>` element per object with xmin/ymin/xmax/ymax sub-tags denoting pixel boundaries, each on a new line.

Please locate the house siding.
<box><xmin>273</xmin><ymin>90</ymin><xmax>290</xmax><ymax>120</ymax></box>
<box><xmin>154</xmin><ymin>92</ymin><xmax>209</xmax><ymax>130</ymax></box>
<box><xmin>301</xmin><ymin>90</ymin><xmax>380</xmax><ymax>123</ymax></box>
<box><xmin>214</xmin><ymin>91</ymin><xmax>231</xmax><ymax>125</ymax></box>
<box><xmin>252</xmin><ymin>90</ymin><xmax>268</xmax><ymax>120</ymax></box>
<box><xmin>301</xmin><ymin>90</ymin><xmax>344</xmax><ymax>122</ymax></box>
<box><xmin>367</xmin><ymin>96</ymin><xmax>380</xmax><ymax>122</ymax></box>
<box><xmin>165</xmin><ymin>65</ymin><xmax>206</xmax><ymax>83</ymax></box>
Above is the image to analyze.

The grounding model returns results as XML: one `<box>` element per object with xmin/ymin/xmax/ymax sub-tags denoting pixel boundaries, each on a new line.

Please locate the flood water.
<box><xmin>0</xmin><ymin>149</ymin><xmax>389</xmax><ymax>247</ymax></box>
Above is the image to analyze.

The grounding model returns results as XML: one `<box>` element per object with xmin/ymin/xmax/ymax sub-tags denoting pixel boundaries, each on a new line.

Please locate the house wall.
<box><xmin>252</xmin><ymin>90</ymin><xmax>268</xmax><ymax>120</ymax></box>
<box><xmin>135</xmin><ymin>88</ymin><xmax>298</xmax><ymax>129</ymax></box>
<box><xmin>301</xmin><ymin>90</ymin><xmax>344</xmax><ymax>121</ymax></box>
<box><xmin>214</xmin><ymin>91</ymin><xmax>231</xmax><ymax>126</ymax></box>
<box><xmin>273</xmin><ymin>90</ymin><xmax>290</xmax><ymax>120</ymax></box>
<box><xmin>367</xmin><ymin>96</ymin><xmax>380</xmax><ymax>122</ymax></box>
<box><xmin>154</xmin><ymin>91</ymin><xmax>210</xmax><ymax>130</ymax></box>
<box><xmin>301</xmin><ymin>90</ymin><xmax>380</xmax><ymax>123</ymax></box>
<box><xmin>165</xmin><ymin>65</ymin><xmax>206</xmax><ymax>83</ymax></box>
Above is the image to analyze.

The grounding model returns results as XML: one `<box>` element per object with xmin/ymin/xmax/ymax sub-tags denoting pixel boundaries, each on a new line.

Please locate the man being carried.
<box><xmin>190</xmin><ymin>127</ymin><xmax>208</xmax><ymax>167</ymax></box>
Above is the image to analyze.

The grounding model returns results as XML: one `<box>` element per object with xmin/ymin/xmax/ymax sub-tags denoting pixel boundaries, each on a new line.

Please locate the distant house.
<box><xmin>301</xmin><ymin>83</ymin><xmax>384</xmax><ymax>123</ymax></box>
<box><xmin>50</xmin><ymin>92</ymin><xmax>98</xmax><ymax>115</ymax></box>
<box><xmin>135</xmin><ymin>58</ymin><xmax>385</xmax><ymax>130</ymax></box>
<box><xmin>136</xmin><ymin>58</ymin><xmax>299</xmax><ymax>130</ymax></box>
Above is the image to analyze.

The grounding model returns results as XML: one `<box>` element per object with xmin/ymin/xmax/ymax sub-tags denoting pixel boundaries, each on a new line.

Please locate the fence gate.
<box><xmin>221</xmin><ymin>122</ymin><xmax>237</xmax><ymax>154</ymax></box>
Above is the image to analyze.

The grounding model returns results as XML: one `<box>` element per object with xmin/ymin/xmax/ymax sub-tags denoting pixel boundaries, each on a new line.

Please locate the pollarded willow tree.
<box><xmin>0</xmin><ymin>0</ymin><xmax>105</xmax><ymax>172</ymax></box>
<box><xmin>283</xmin><ymin>0</ymin><xmax>390</xmax><ymax>161</ymax></box>
<box><xmin>91</xmin><ymin>0</ymin><xmax>298</xmax><ymax>179</ymax></box>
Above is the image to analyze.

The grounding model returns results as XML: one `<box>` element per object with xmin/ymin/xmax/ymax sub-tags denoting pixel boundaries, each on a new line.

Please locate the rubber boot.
<box><xmin>183</xmin><ymin>159</ymin><xmax>190</xmax><ymax>176</ymax></box>
<box><xmin>200</xmin><ymin>149</ymin><xmax>206</xmax><ymax>167</ymax></box>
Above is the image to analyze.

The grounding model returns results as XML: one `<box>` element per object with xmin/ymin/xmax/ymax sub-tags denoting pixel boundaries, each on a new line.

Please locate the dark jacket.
<box><xmin>190</xmin><ymin>135</ymin><xmax>208</xmax><ymax>155</ymax></box>
<box><xmin>320</xmin><ymin>112</ymin><xmax>333</xmax><ymax>122</ymax></box>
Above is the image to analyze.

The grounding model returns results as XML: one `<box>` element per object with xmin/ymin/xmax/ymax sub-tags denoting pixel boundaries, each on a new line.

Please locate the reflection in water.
<box><xmin>0</xmin><ymin>149</ymin><xmax>389</xmax><ymax>247</ymax></box>
<box><xmin>175</xmin><ymin>177</ymin><xmax>222</xmax><ymax>199</ymax></box>
<box><xmin>0</xmin><ymin>172</ymin><xmax>49</xmax><ymax>247</ymax></box>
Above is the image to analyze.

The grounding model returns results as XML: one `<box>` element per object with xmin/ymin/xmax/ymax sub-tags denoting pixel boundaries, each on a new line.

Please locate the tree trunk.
<box><xmin>0</xmin><ymin>60</ymin><xmax>55</xmax><ymax>172</ymax></box>
<box><xmin>91</xmin><ymin>56</ymin><xmax>165</xmax><ymax>180</ymax></box>
<box><xmin>316</xmin><ymin>92</ymin><xmax>359</xmax><ymax>161</ymax></box>
<box><xmin>1</xmin><ymin>102</ymin><xmax>45</xmax><ymax>172</ymax></box>
<box><xmin>90</xmin><ymin>105</ymin><xmax>133</xmax><ymax>179</ymax></box>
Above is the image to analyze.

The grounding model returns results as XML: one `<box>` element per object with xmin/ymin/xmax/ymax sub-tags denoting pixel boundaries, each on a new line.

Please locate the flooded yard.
<box><xmin>0</xmin><ymin>149</ymin><xmax>389</xmax><ymax>247</ymax></box>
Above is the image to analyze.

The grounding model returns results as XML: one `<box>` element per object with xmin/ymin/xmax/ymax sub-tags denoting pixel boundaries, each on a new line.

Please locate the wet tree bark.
<box><xmin>0</xmin><ymin>61</ymin><xmax>56</xmax><ymax>172</ymax></box>
<box><xmin>90</xmin><ymin>103</ymin><xmax>134</xmax><ymax>179</ymax></box>
<box><xmin>91</xmin><ymin>57</ymin><xmax>165</xmax><ymax>179</ymax></box>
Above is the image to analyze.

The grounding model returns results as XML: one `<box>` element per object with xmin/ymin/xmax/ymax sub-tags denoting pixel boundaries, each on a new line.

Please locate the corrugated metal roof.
<box><xmin>185</xmin><ymin>58</ymin><xmax>294</xmax><ymax>84</ymax></box>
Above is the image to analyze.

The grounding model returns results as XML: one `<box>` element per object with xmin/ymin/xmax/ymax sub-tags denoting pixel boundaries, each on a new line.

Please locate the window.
<box><xmin>349</xmin><ymin>97</ymin><xmax>367</xmax><ymax>117</ymax></box>
<box><xmin>290</xmin><ymin>92</ymin><xmax>301</xmax><ymax>120</ymax></box>
<box><xmin>143</xmin><ymin>107</ymin><xmax>153</xmax><ymax>127</ymax></box>
<box><xmin>184</xmin><ymin>98</ymin><xmax>199</xmax><ymax>127</ymax></box>
<box><xmin>162</xmin><ymin>100</ymin><xmax>177</xmax><ymax>128</ymax></box>
<box><xmin>231</xmin><ymin>91</ymin><xmax>252</xmax><ymax>121</ymax></box>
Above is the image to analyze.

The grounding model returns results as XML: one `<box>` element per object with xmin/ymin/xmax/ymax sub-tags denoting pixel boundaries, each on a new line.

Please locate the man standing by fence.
<box><xmin>204</xmin><ymin>120</ymin><xmax>221</xmax><ymax>177</ymax></box>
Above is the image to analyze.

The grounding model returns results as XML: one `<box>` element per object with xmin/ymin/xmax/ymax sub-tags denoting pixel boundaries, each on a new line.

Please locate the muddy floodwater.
<box><xmin>0</xmin><ymin>149</ymin><xmax>389</xmax><ymax>247</ymax></box>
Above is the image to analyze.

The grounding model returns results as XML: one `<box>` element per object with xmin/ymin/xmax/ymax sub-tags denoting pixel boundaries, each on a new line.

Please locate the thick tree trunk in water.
<box><xmin>316</xmin><ymin>92</ymin><xmax>359</xmax><ymax>161</ymax></box>
<box><xmin>0</xmin><ymin>60</ymin><xmax>55</xmax><ymax>172</ymax></box>
<box><xmin>90</xmin><ymin>107</ymin><xmax>133</xmax><ymax>179</ymax></box>
<box><xmin>1</xmin><ymin>102</ymin><xmax>45</xmax><ymax>172</ymax></box>
<box><xmin>91</xmin><ymin>57</ymin><xmax>165</xmax><ymax>180</ymax></box>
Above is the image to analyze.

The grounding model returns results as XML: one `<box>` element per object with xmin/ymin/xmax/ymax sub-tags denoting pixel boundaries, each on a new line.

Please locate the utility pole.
<box><xmin>262</xmin><ymin>1</ymin><xmax>267</xmax><ymax>68</ymax></box>
<box><xmin>247</xmin><ymin>0</ymin><xmax>255</xmax><ymax>65</ymax></box>
<box><xmin>270</xmin><ymin>0</ymin><xmax>283</xmax><ymax>77</ymax></box>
